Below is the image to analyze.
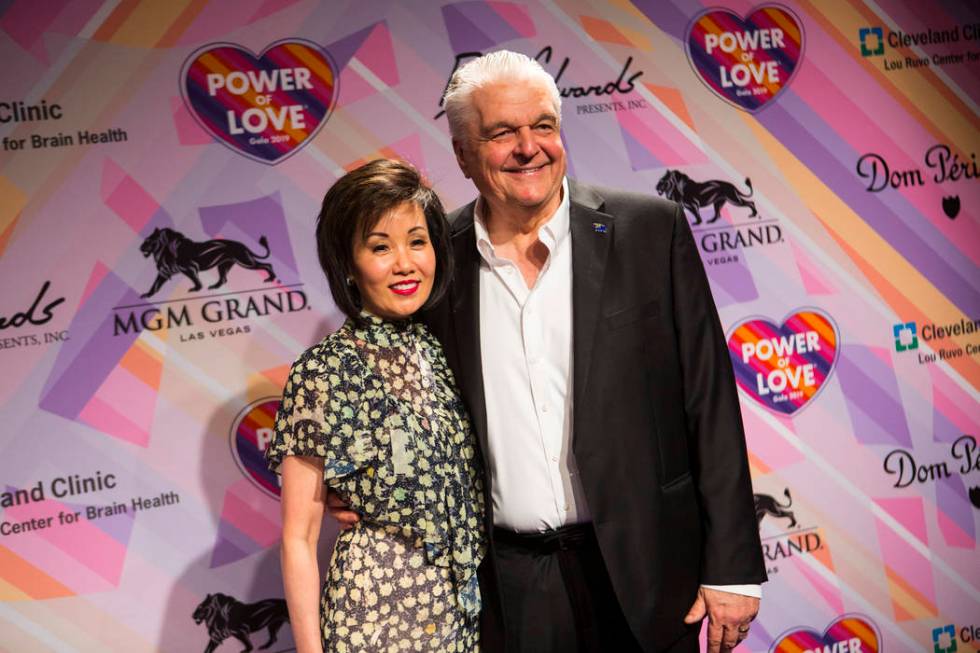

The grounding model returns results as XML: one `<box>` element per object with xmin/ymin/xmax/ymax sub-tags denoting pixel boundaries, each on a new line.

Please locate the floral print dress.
<box><xmin>266</xmin><ymin>314</ymin><xmax>485</xmax><ymax>652</ymax></box>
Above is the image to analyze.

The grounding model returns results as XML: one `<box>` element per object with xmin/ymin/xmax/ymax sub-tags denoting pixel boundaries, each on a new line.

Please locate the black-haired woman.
<box><xmin>266</xmin><ymin>159</ymin><xmax>484</xmax><ymax>652</ymax></box>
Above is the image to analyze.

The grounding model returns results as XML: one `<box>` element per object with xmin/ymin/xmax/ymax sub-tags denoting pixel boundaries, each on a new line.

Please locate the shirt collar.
<box><xmin>473</xmin><ymin>177</ymin><xmax>570</xmax><ymax>264</ymax></box>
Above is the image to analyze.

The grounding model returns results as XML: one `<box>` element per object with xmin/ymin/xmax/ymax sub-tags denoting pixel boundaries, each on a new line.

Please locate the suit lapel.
<box><xmin>568</xmin><ymin>182</ymin><xmax>613</xmax><ymax>427</ymax></box>
<box><xmin>448</xmin><ymin>207</ymin><xmax>491</xmax><ymax>470</ymax></box>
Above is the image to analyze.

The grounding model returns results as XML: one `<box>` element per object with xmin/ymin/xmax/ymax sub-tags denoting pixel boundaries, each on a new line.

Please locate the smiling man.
<box><xmin>422</xmin><ymin>50</ymin><xmax>767</xmax><ymax>653</ymax></box>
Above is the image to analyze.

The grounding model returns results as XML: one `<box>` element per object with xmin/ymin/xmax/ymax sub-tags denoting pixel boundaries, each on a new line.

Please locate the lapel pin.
<box><xmin>592</xmin><ymin>222</ymin><xmax>608</xmax><ymax>234</ymax></box>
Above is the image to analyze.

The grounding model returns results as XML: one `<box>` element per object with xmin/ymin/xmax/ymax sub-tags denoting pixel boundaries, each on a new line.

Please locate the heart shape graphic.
<box><xmin>727</xmin><ymin>309</ymin><xmax>839</xmax><ymax>416</ymax></box>
<box><xmin>181</xmin><ymin>39</ymin><xmax>338</xmax><ymax>164</ymax></box>
<box><xmin>685</xmin><ymin>4</ymin><xmax>804</xmax><ymax>112</ymax></box>
<box><xmin>770</xmin><ymin>614</ymin><xmax>880</xmax><ymax>653</ymax></box>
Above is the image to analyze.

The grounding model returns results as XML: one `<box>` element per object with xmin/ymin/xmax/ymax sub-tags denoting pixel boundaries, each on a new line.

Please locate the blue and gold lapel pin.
<box><xmin>592</xmin><ymin>222</ymin><xmax>608</xmax><ymax>234</ymax></box>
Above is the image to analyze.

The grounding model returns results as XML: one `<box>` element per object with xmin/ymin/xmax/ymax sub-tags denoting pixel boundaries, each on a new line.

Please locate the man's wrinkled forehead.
<box><xmin>470</xmin><ymin>81</ymin><xmax>560</xmax><ymax>129</ymax></box>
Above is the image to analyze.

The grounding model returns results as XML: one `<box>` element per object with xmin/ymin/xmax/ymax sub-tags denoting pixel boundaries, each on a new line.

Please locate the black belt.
<box><xmin>493</xmin><ymin>523</ymin><xmax>594</xmax><ymax>554</ymax></box>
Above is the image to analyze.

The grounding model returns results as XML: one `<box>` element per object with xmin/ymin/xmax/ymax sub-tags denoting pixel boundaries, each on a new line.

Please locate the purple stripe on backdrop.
<box><xmin>703</xmin><ymin>257</ymin><xmax>759</xmax><ymax>306</ymax></box>
<box><xmin>325</xmin><ymin>22</ymin><xmax>379</xmax><ymax>73</ymax></box>
<box><xmin>39</xmin><ymin>277</ymin><xmax>144</xmax><ymax>420</ymax></box>
<box><xmin>65</xmin><ymin>497</ymin><xmax>136</xmax><ymax>545</ymax></box>
<box><xmin>758</xmin><ymin>96</ymin><xmax>980</xmax><ymax>315</ymax></box>
<box><xmin>38</xmin><ymin>201</ymin><xmax>175</xmax><ymax>420</ymax></box>
<box><xmin>937</xmin><ymin>0</ymin><xmax>980</xmax><ymax>23</ymax></box>
<box><xmin>210</xmin><ymin>526</ymin><xmax>252</xmax><ymax>568</ymax></box>
<box><xmin>836</xmin><ymin>345</ymin><xmax>912</xmax><ymax>447</ymax></box>
<box><xmin>441</xmin><ymin>2</ymin><xmax>530</xmax><ymax>54</ymax></box>
<box><xmin>198</xmin><ymin>192</ymin><xmax>298</xmax><ymax>275</ymax></box>
<box><xmin>629</xmin><ymin>0</ymin><xmax>696</xmax><ymax>43</ymax></box>
<box><xmin>937</xmin><ymin>474</ymin><xmax>977</xmax><ymax>545</ymax></box>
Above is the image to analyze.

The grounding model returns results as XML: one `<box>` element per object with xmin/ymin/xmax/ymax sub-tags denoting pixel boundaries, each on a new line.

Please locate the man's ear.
<box><xmin>452</xmin><ymin>139</ymin><xmax>471</xmax><ymax>179</ymax></box>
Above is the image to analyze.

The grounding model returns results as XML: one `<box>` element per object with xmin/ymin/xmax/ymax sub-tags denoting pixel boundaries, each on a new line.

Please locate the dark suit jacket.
<box><xmin>424</xmin><ymin>181</ymin><xmax>766</xmax><ymax>652</ymax></box>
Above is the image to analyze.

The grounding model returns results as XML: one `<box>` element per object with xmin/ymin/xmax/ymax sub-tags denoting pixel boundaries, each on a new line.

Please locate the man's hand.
<box><xmin>325</xmin><ymin>489</ymin><xmax>359</xmax><ymax>530</ymax></box>
<box><xmin>683</xmin><ymin>586</ymin><xmax>759</xmax><ymax>652</ymax></box>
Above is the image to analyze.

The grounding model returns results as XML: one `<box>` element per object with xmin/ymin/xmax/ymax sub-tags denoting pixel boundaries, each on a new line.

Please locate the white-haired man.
<box><xmin>332</xmin><ymin>50</ymin><xmax>766</xmax><ymax>652</ymax></box>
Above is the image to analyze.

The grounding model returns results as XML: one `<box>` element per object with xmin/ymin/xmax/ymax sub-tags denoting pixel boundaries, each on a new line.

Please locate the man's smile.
<box><xmin>503</xmin><ymin>164</ymin><xmax>548</xmax><ymax>175</ymax></box>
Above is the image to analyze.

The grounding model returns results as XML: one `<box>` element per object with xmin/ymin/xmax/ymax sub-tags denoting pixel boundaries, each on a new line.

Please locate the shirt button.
<box><xmin>551</xmin><ymin>456</ymin><xmax>558</xmax><ymax>462</ymax></box>
<box><xmin>541</xmin><ymin>405</ymin><xmax>548</xmax><ymax>413</ymax></box>
<box><xmin>564</xmin><ymin>505</ymin><xmax>570</xmax><ymax>511</ymax></box>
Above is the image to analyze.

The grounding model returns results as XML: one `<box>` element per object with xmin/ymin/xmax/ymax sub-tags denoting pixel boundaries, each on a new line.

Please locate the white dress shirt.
<box><xmin>473</xmin><ymin>179</ymin><xmax>760</xmax><ymax>599</ymax></box>
<box><xmin>476</xmin><ymin>179</ymin><xmax>589</xmax><ymax>532</ymax></box>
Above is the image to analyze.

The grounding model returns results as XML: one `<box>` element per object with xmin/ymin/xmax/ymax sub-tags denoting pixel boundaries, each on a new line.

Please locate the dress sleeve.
<box><xmin>265</xmin><ymin>350</ymin><xmax>377</xmax><ymax>482</ymax></box>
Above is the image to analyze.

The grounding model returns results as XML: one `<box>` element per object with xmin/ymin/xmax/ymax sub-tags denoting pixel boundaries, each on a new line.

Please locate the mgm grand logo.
<box><xmin>112</xmin><ymin>227</ymin><xmax>308</xmax><ymax>341</ymax></box>
<box><xmin>655</xmin><ymin>169</ymin><xmax>784</xmax><ymax>266</ymax></box>
<box><xmin>754</xmin><ymin>487</ymin><xmax>825</xmax><ymax>576</ymax></box>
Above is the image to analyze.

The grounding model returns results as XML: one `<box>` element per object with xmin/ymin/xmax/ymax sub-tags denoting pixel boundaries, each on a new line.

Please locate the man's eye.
<box><xmin>535</xmin><ymin>123</ymin><xmax>555</xmax><ymax>133</ymax></box>
<box><xmin>491</xmin><ymin>129</ymin><xmax>514</xmax><ymax>141</ymax></box>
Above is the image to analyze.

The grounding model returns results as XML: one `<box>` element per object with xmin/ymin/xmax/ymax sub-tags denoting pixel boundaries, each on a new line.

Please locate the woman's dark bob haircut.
<box><xmin>315</xmin><ymin>159</ymin><xmax>453</xmax><ymax>322</ymax></box>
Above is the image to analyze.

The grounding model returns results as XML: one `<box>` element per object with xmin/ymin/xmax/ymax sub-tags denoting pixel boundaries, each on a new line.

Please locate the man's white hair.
<box><xmin>442</xmin><ymin>50</ymin><xmax>562</xmax><ymax>141</ymax></box>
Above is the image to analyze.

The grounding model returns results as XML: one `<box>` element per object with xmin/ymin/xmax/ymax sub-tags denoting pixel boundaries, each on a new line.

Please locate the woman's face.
<box><xmin>351</xmin><ymin>201</ymin><xmax>436</xmax><ymax>320</ymax></box>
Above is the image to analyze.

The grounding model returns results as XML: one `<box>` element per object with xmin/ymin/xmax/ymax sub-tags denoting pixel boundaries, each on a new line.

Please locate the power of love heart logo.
<box><xmin>770</xmin><ymin>614</ymin><xmax>880</xmax><ymax>653</ymax></box>
<box><xmin>181</xmin><ymin>39</ymin><xmax>338</xmax><ymax>164</ymax></box>
<box><xmin>727</xmin><ymin>309</ymin><xmax>839</xmax><ymax>416</ymax></box>
<box><xmin>685</xmin><ymin>4</ymin><xmax>804</xmax><ymax>112</ymax></box>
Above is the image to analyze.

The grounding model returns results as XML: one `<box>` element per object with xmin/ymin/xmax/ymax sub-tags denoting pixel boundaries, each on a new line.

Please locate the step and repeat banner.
<box><xmin>1</xmin><ymin>0</ymin><xmax>977</xmax><ymax>651</ymax></box>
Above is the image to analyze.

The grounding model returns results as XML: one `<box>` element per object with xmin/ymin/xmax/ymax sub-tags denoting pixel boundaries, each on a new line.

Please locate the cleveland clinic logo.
<box><xmin>890</xmin><ymin>317</ymin><xmax>980</xmax><ymax>364</ymax></box>
<box><xmin>230</xmin><ymin>398</ymin><xmax>282</xmax><ymax>499</ymax></box>
<box><xmin>893</xmin><ymin>321</ymin><xmax>918</xmax><ymax>351</ymax></box>
<box><xmin>859</xmin><ymin>27</ymin><xmax>885</xmax><ymax>56</ymax></box>
<box><xmin>934</xmin><ymin>624</ymin><xmax>956</xmax><ymax>653</ymax></box>
<box><xmin>181</xmin><ymin>39</ymin><xmax>338</xmax><ymax>164</ymax></box>
<box><xmin>932</xmin><ymin>623</ymin><xmax>980</xmax><ymax>653</ymax></box>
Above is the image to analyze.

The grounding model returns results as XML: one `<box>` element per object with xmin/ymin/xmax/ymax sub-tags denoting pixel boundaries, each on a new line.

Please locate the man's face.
<box><xmin>453</xmin><ymin>80</ymin><xmax>566</xmax><ymax>218</ymax></box>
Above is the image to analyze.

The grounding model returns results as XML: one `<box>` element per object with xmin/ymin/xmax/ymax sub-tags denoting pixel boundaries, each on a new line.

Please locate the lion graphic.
<box><xmin>655</xmin><ymin>170</ymin><xmax>757</xmax><ymax>225</ymax></box>
<box><xmin>193</xmin><ymin>593</ymin><xmax>289</xmax><ymax>653</ymax></box>
<box><xmin>139</xmin><ymin>227</ymin><xmax>276</xmax><ymax>298</ymax></box>
<box><xmin>754</xmin><ymin>488</ymin><xmax>797</xmax><ymax>529</ymax></box>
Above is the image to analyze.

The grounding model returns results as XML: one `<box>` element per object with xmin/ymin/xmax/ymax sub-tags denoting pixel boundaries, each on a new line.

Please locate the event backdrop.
<box><xmin>1</xmin><ymin>0</ymin><xmax>977</xmax><ymax>651</ymax></box>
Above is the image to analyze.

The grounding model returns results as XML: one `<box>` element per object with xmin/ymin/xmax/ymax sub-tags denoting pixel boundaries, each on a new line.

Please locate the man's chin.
<box><xmin>512</xmin><ymin>186</ymin><xmax>561</xmax><ymax>209</ymax></box>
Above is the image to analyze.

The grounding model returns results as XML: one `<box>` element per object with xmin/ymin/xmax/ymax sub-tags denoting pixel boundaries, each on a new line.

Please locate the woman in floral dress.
<box><xmin>267</xmin><ymin>159</ymin><xmax>485</xmax><ymax>652</ymax></box>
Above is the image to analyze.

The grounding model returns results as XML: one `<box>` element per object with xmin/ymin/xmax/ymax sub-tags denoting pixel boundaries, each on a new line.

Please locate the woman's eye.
<box><xmin>372</xmin><ymin>244</ymin><xmax>389</xmax><ymax>253</ymax></box>
<box><xmin>411</xmin><ymin>238</ymin><xmax>428</xmax><ymax>247</ymax></box>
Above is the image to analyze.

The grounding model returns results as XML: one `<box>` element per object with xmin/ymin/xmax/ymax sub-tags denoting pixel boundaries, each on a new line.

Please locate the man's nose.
<box><xmin>514</xmin><ymin>126</ymin><xmax>539</xmax><ymax>159</ymax></box>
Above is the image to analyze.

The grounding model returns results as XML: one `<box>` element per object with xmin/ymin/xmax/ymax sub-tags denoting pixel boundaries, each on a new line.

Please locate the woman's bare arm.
<box><xmin>280</xmin><ymin>455</ymin><xmax>327</xmax><ymax>653</ymax></box>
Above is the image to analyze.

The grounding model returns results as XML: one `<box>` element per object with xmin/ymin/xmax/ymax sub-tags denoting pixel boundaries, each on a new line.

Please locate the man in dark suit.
<box><xmin>329</xmin><ymin>50</ymin><xmax>765</xmax><ymax>651</ymax></box>
<box><xmin>432</xmin><ymin>50</ymin><xmax>765</xmax><ymax>653</ymax></box>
